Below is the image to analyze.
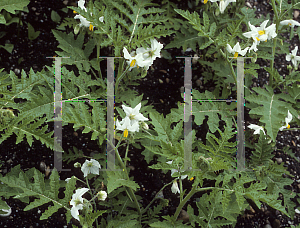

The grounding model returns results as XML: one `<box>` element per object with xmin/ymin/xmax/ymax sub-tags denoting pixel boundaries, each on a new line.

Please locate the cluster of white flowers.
<box><xmin>116</xmin><ymin>103</ymin><xmax>149</xmax><ymax>138</ymax></box>
<box><xmin>248</xmin><ymin>110</ymin><xmax>293</xmax><ymax>136</ymax></box>
<box><xmin>235</xmin><ymin>19</ymin><xmax>300</xmax><ymax>66</ymax></box>
<box><xmin>123</xmin><ymin>39</ymin><xmax>163</xmax><ymax>71</ymax></box>
<box><xmin>73</xmin><ymin>0</ymin><xmax>104</xmax><ymax>32</ymax></box>
<box><xmin>66</xmin><ymin>159</ymin><xmax>107</xmax><ymax>221</ymax></box>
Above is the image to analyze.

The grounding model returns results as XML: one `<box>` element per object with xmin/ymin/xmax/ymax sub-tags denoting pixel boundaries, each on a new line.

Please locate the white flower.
<box><xmin>265</xmin><ymin>23</ymin><xmax>277</xmax><ymax>40</ymax></box>
<box><xmin>81</xmin><ymin>159</ymin><xmax>101</xmax><ymax>177</ymax></box>
<box><xmin>248</xmin><ymin>38</ymin><xmax>259</xmax><ymax>52</ymax></box>
<box><xmin>210</xmin><ymin>0</ymin><xmax>236</xmax><ymax>14</ymax></box>
<box><xmin>74</xmin><ymin>14</ymin><xmax>92</xmax><ymax>28</ymax></box>
<box><xmin>123</xmin><ymin>47</ymin><xmax>145</xmax><ymax>69</ymax></box>
<box><xmin>280</xmin><ymin>20</ymin><xmax>300</xmax><ymax>28</ymax></box>
<box><xmin>70</xmin><ymin>188</ymin><xmax>89</xmax><ymax>221</ymax></box>
<box><xmin>256</xmin><ymin>20</ymin><xmax>270</xmax><ymax>41</ymax></box>
<box><xmin>141</xmin><ymin>39</ymin><xmax>164</xmax><ymax>62</ymax></box>
<box><xmin>122</xmin><ymin>103</ymin><xmax>149</xmax><ymax>124</ymax></box>
<box><xmin>248</xmin><ymin>124</ymin><xmax>266</xmax><ymax>135</ymax></box>
<box><xmin>123</xmin><ymin>39</ymin><xmax>163</xmax><ymax>70</ymax></box>
<box><xmin>171</xmin><ymin>179</ymin><xmax>180</xmax><ymax>194</ymax></box>
<box><xmin>226</xmin><ymin>42</ymin><xmax>249</xmax><ymax>58</ymax></box>
<box><xmin>78</xmin><ymin>0</ymin><xmax>87</xmax><ymax>11</ymax></box>
<box><xmin>279</xmin><ymin>110</ymin><xmax>292</xmax><ymax>131</ymax></box>
<box><xmin>243</xmin><ymin>20</ymin><xmax>277</xmax><ymax>43</ymax></box>
<box><xmin>97</xmin><ymin>191</ymin><xmax>107</xmax><ymax>201</ymax></box>
<box><xmin>74</xmin><ymin>0</ymin><xmax>93</xmax><ymax>31</ymax></box>
<box><xmin>99</xmin><ymin>16</ymin><xmax>104</xmax><ymax>22</ymax></box>
<box><xmin>286</xmin><ymin>46</ymin><xmax>300</xmax><ymax>68</ymax></box>
<box><xmin>166</xmin><ymin>160</ymin><xmax>188</xmax><ymax>179</ymax></box>
<box><xmin>116</xmin><ymin>116</ymin><xmax>139</xmax><ymax>137</ymax></box>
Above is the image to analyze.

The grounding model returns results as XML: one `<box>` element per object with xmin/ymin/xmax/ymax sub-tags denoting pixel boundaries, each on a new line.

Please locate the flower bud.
<box><xmin>215</xmin><ymin>8</ymin><xmax>220</xmax><ymax>17</ymax></box>
<box><xmin>251</xmin><ymin>53</ymin><xmax>257</xmax><ymax>63</ymax></box>
<box><xmin>142</xmin><ymin>122</ymin><xmax>149</xmax><ymax>130</ymax></box>
<box><xmin>287</xmin><ymin>64</ymin><xmax>293</xmax><ymax>70</ymax></box>
<box><xmin>280</xmin><ymin>39</ymin><xmax>283</xmax><ymax>46</ymax></box>
<box><xmin>97</xmin><ymin>191</ymin><xmax>107</xmax><ymax>201</ymax></box>
<box><xmin>74</xmin><ymin>24</ymin><xmax>80</xmax><ymax>35</ymax></box>
<box><xmin>74</xmin><ymin>162</ymin><xmax>81</xmax><ymax>168</ymax></box>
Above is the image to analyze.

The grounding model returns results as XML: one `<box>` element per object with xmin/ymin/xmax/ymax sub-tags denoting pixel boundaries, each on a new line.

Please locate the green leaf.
<box><xmin>52</xmin><ymin>30</ymin><xmax>95</xmax><ymax>72</ymax></box>
<box><xmin>249</xmin><ymin>131</ymin><xmax>274</xmax><ymax>166</ymax></box>
<box><xmin>27</xmin><ymin>22</ymin><xmax>40</xmax><ymax>40</ymax></box>
<box><xmin>0</xmin><ymin>200</ymin><xmax>10</xmax><ymax>210</ymax></box>
<box><xmin>192</xmin><ymin>90</ymin><xmax>236</xmax><ymax>133</ymax></box>
<box><xmin>0</xmin><ymin>14</ymin><xmax>6</xmax><ymax>24</ymax></box>
<box><xmin>0</xmin><ymin>0</ymin><xmax>30</xmax><ymax>14</ymax></box>
<box><xmin>174</xmin><ymin>9</ymin><xmax>205</xmax><ymax>36</ymax></box>
<box><xmin>51</xmin><ymin>10</ymin><xmax>61</xmax><ymax>23</ymax></box>
<box><xmin>209</xmin><ymin>22</ymin><xmax>216</xmax><ymax>37</ymax></box>
<box><xmin>0</xmin><ymin>167</ymin><xmax>73</xmax><ymax>220</ymax></box>
<box><xmin>245</xmin><ymin>85</ymin><xmax>296</xmax><ymax>141</ymax></box>
<box><xmin>106</xmin><ymin>169</ymin><xmax>140</xmax><ymax>194</ymax></box>
<box><xmin>0</xmin><ymin>44</ymin><xmax>14</xmax><ymax>53</ymax></box>
<box><xmin>203</xmin><ymin>11</ymin><xmax>209</xmax><ymax>33</ymax></box>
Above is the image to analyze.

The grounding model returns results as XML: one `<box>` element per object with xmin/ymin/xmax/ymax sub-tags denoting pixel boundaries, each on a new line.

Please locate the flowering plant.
<box><xmin>1</xmin><ymin>0</ymin><xmax>300</xmax><ymax>227</ymax></box>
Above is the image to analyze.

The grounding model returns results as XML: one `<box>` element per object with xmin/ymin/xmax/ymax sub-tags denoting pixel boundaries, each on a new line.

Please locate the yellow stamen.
<box><xmin>288</xmin><ymin>23</ymin><xmax>292</xmax><ymax>26</ymax></box>
<box><xmin>258</xmin><ymin>30</ymin><xmax>265</xmax><ymax>35</ymax></box>
<box><xmin>130</xmin><ymin>59</ymin><xmax>136</xmax><ymax>67</ymax></box>
<box><xmin>189</xmin><ymin>177</ymin><xmax>194</xmax><ymax>181</ymax></box>
<box><xmin>204</xmin><ymin>0</ymin><xmax>208</xmax><ymax>3</ymax></box>
<box><xmin>287</xmin><ymin>124</ymin><xmax>290</xmax><ymax>129</ymax></box>
<box><xmin>264</xmin><ymin>40</ymin><xmax>267</xmax><ymax>42</ymax></box>
<box><xmin>256</xmin><ymin>37</ymin><xmax>260</xmax><ymax>41</ymax></box>
<box><xmin>73</xmin><ymin>11</ymin><xmax>77</xmax><ymax>14</ymax></box>
<box><xmin>234</xmin><ymin>52</ymin><xmax>238</xmax><ymax>59</ymax></box>
<box><xmin>89</xmin><ymin>24</ymin><xmax>93</xmax><ymax>31</ymax></box>
<box><xmin>124</xmin><ymin>129</ymin><xmax>128</xmax><ymax>138</ymax></box>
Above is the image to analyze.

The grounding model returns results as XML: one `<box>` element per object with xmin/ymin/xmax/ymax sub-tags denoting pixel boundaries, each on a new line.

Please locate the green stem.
<box><xmin>179</xmin><ymin>178</ymin><xmax>183</xmax><ymax>202</ymax></box>
<box><xmin>90</xmin><ymin>67</ymin><xmax>105</xmax><ymax>89</ymax></box>
<box><xmin>115</xmin><ymin>64</ymin><xmax>130</xmax><ymax>95</ymax></box>
<box><xmin>141</xmin><ymin>181</ymin><xmax>173</xmax><ymax>214</ymax></box>
<box><xmin>85</xmin><ymin>177</ymin><xmax>99</xmax><ymax>228</ymax></box>
<box><xmin>173</xmin><ymin>184</ymin><xmax>198</xmax><ymax>220</ymax></box>
<box><xmin>124</xmin><ymin>141</ymin><xmax>130</xmax><ymax>167</ymax></box>
<box><xmin>225</xmin><ymin>56</ymin><xmax>238</xmax><ymax>86</ymax></box>
<box><xmin>128</xmin><ymin>7</ymin><xmax>141</xmax><ymax>45</ymax></box>
<box><xmin>173</xmin><ymin>185</ymin><xmax>235</xmax><ymax>220</ymax></box>
<box><xmin>114</xmin><ymin>145</ymin><xmax>142</xmax><ymax>223</ymax></box>
<box><xmin>96</xmin><ymin>38</ymin><xmax>103</xmax><ymax>81</ymax></box>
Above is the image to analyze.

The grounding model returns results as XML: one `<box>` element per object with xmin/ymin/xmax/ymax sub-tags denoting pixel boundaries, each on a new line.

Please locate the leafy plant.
<box><xmin>1</xmin><ymin>0</ymin><xmax>300</xmax><ymax>227</ymax></box>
